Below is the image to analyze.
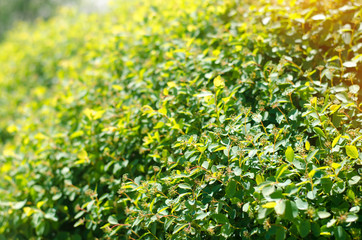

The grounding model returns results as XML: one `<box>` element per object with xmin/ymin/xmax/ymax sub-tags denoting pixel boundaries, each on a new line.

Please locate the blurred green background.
<box><xmin>0</xmin><ymin>0</ymin><xmax>111</xmax><ymax>41</ymax></box>
<box><xmin>0</xmin><ymin>0</ymin><xmax>71</xmax><ymax>40</ymax></box>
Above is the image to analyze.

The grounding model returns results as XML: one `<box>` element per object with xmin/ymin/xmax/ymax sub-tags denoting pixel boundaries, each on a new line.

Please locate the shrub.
<box><xmin>0</xmin><ymin>0</ymin><xmax>361</xmax><ymax>239</ymax></box>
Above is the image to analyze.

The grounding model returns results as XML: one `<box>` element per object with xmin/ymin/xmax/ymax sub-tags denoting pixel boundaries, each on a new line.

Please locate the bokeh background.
<box><xmin>0</xmin><ymin>0</ymin><xmax>111</xmax><ymax>41</ymax></box>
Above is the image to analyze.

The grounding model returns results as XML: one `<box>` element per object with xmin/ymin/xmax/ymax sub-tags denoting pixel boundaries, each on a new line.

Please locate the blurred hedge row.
<box><xmin>0</xmin><ymin>0</ymin><xmax>361</xmax><ymax>239</ymax></box>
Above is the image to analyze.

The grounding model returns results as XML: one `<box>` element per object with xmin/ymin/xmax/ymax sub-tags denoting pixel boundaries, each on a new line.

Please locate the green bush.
<box><xmin>0</xmin><ymin>0</ymin><xmax>361</xmax><ymax>239</ymax></box>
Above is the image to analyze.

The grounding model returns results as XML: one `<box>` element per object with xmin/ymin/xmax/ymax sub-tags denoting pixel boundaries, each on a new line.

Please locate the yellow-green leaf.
<box><xmin>149</xmin><ymin>198</ymin><xmax>156</xmax><ymax>212</ymax></box>
<box><xmin>159</xmin><ymin>107</ymin><xmax>167</xmax><ymax>115</ymax></box>
<box><xmin>305</xmin><ymin>141</ymin><xmax>310</xmax><ymax>151</ymax></box>
<box><xmin>173</xmin><ymin>224</ymin><xmax>188</xmax><ymax>234</ymax></box>
<box><xmin>285</xmin><ymin>146</ymin><xmax>294</xmax><ymax>162</ymax></box>
<box><xmin>112</xmin><ymin>84</ymin><xmax>123</xmax><ymax>91</ymax></box>
<box><xmin>214</xmin><ymin>146</ymin><xmax>227</xmax><ymax>152</ymax></box>
<box><xmin>84</xmin><ymin>108</ymin><xmax>105</xmax><ymax>121</ymax></box>
<box><xmin>256</xmin><ymin>174</ymin><xmax>264</xmax><ymax>185</ymax></box>
<box><xmin>310</xmin><ymin>97</ymin><xmax>317</xmax><ymax>106</ymax></box>
<box><xmin>331</xmin><ymin>163</ymin><xmax>341</xmax><ymax>169</ymax></box>
<box><xmin>154</xmin><ymin>121</ymin><xmax>164</xmax><ymax>129</ymax></box>
<box><xmin>313</xmin><ymin>127</ymin><xmax>326</xmax><ymax>138</ymax></box>
<box><xmin>262</xmin><ymin>202</ymin><xmax>276</xmax><ymax>208</ymax></box>
<box><xmin>213</xmin><ymin>75</ymin><xmax>225</xmax><ymax>89</ymax></box>
<box><xmin>332</xmin><ymin>135</ymin><xmax>341</xmax><ymax>148</ymax></box>
<box><xmin>330</xmin><ymin>104</ymin><xmax>341</xmax><ymax>114</ymax></box>
<box><xmin>346</xmin><ymin>146</ymin><xmax>359</xmax><ymax>159</ymax></box>
<box><xmin>167</xmin><ymin>81</ymin><xmax>177</xmax><ymax>88</ymax></box>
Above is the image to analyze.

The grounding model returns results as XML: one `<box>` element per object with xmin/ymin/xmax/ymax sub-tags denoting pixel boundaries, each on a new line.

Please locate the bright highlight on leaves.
<box><xmin>213</xmin><ymin>75</ymin><xmax>225</xmax><ymax>89</ymax></box>
<box><xmin>285</xmin><ymin>146</ymin><xmax>294</xmax><ymax>162</ymax></box>
<box><xmin>262</xmin><ymin>202</ymin><xmax>276</xmax><ymax>208</ymax></box>
<box><xmin>346</xmin><ymin>146</ymin><xmax>359</xmax><ymax>159</ymax></box>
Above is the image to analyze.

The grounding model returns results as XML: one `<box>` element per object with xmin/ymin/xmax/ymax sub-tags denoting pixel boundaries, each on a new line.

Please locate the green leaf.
<box><xmin>252</xmin><ymin>113</ymin><xmax>262</xmax><ymax>123</ymax></box>
<box><xmin>274</xmin><ymin>200</ymin><xmax>286</xmax><ymax>215</ymax></box>
<box><xmin>154</xmin><ymin>121</ymin><xmax>164</xmax><ymax>129</ymax></box>
<box><xmin>332</xmin><ymin>181</ymin><xmax>345</xmax><ymax>193</ymax></box>
<box><xmin>275</xmin><ymin>226</ymin><xmax>286</xmax><ymax>240</ymax></box>
<box><xmin>295</xmin><ymin>198</ymin><xmax>308</xmax><ymax>210</ymax></box>
<box><xmin>349</xmin><ymin>85</ymin><xmax>360</xmax><ymax>94</ymax></box>
<box><xmin>74</xmin><ymin>219</ymin><xmax>84</xmax><ymax>228</ymax></box>
<box><xmin>211</xmin><ymin>213</ymin><xmax>229</xmax><ymax>224</ymax></box>
<box><xmin>12</xmin><ymin>200</ymin><xmax>27</xmax><ymax>210</ymax></box>
<box><xmin>178</xmin><ymin>183</ymin><xmax>192</xmax><ymax>190</ymax></box>
<box><xmin>298</xmin><ymin>219</ymin><xmax>311</xmax><ymax>238</ymax></box>
<box><xmin>347</xmin><ymin>189</ymin><xmax>355</xmax><ymax>200</ymax></box>
<box><xmin>307</xmin><ymin>149</ymin><xmax>318</xmax><ymax>162</ymax></box>
<box><xmin>349</xmin><ymin>176</ymin><xmax>360</xmax><ymax>185</ymax></box>
<box><xmin>335</xmin><ymin>93</ymin><xmax>348</xmax><ymax>103</ymax></box>
<box><xmin>195</xmin><ymin>212</ymin><xmax>209</xmax><ymax>220</ymax></box>
<box><xmin>275</xmin><ymin>164</ymin><xmax>288</xmax><ymax>181</ymax></box>
<box><xmin>346</xmin><ymin>145</ymin><xmax>359</xmax><ymax>158</ymax></box>
<box><xmin>346</xmin><ymin>214</ymin><xmax>358</xmax><ymax>223</ymax></box>
<box><xmin>173</xmin><ymin>224</ymin><xmax>188</xmax><ymax>234</ymax></box>
<box><xmin>234</xmin><ymin>167</ymin><xmax>242</xmax><ymax>176</ymax></box>
<box><xmin>284</xmin><ymin>200</ymin><xmax>298</xmax><ymax>220</ymax></box>
<box><xmin>351</xmin><ymin>135</ymin><xmax>362</xmax><ymax>145</ymax></box>
<box><xmin>258</xmin><ymin>207</ymin><xmax>272</xmax><ymax>220</ymax></box>
<box><xmin>317</xmin><ymin>211</ymin><xmax>331</xmax><ymax>219</ymax></box>
<box><xmin>313</xmin><ymin>127</ymin><xmax>326</xmax><ymax>138</ymax></box>
<box><xmin>256</xmin><ymin>174</ymin><xmax>264</xmax><ymax>185</ymax></box>
<box><xmin>285</xmin><ymin>146</ymin><xmax>294</xmax><ymax>162</ymax></box>
<box><xmin>262</xmin><ymin>185</ymin><xmax>275</xmax><ymax>197</ymax></box>
<box><xmin>225</xmin><ymin>179</ymin><xmax>237</xmax><ymax>198</ymax></box>
<box><xmin>311</xmin><ymin>222</ymin><xmax>320</xmax><ymax>237</ymax></box>
<box><xmin>149</xmin><ymin>198</ymin><xmax>156</xmax><ymax>212</ymax></box>
<box><xmin>108</xmin><ymin>215</ymin><xmax>119</xmax><ymax>225</ymax></box>
<box><xmin>35</xmin><ymin>221</ymin><xmax>45</xmax><ymax>236</ymax></box>
<box><xmin>44</xmin><ymin>209</ymin><xmax>58</xmax><ymax>221</ymax></box>
<box><xmin>334</xmin><ymin>226</ymin><xmax>347</xmax><ymax>240</ymax></box>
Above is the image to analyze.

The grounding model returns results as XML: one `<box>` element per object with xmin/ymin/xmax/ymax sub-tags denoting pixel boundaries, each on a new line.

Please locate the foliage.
<box><xmin>0</xmin><ymin>0</ymin><xmax>361</xmax><ymax>239</ymax></box>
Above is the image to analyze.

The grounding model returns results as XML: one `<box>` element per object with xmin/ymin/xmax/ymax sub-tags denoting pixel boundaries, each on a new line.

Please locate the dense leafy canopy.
<box><xmin>0</xmin><ymin>0</ymin><xmax>361</xmax><ymax>239</ymax></box>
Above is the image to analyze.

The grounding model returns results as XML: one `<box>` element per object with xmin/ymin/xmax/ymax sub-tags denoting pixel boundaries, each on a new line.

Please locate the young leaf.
<box><xmin>305</xmin><ymin>141</ymin><xmax>310</xmax><ymax>151</ymax></box>
<box><xmin>332</xmin><ymin>135</ymin><xmax>341</xmax><ymax>148</ymax></box>
<box><xmin>262</xmin><ymin>202</ymin><xmax>276</xmax><ymax>208</ymax></box>
<box><xmin>173</xmin><ymin>224</ymin><xmax>188</xmax><ymax>234</ymax></box>
<box><xmin>346</xmin><ymin>146</ymin><xmax>359</xmax><ymax>159</ymax></box>
<box><xmin>285</xmin><ymin>146</ymin><xmax>294</xmax><ymax>162</ymax></box>
<box><xmin>213</xmin><ymin>75</ymin><xmax>225</xmax><ymax>89</ymax></box>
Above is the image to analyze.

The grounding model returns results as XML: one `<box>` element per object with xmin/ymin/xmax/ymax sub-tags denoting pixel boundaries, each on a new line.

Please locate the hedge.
<box><xmin>0</xmin><ymin>0</ymin><xmax>361</xmax><ymax>239</ymax></box>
